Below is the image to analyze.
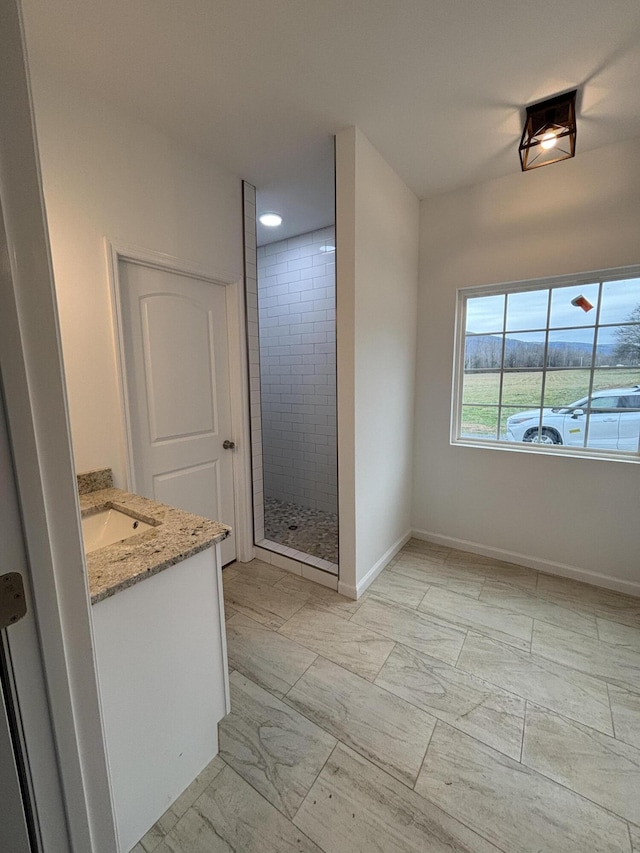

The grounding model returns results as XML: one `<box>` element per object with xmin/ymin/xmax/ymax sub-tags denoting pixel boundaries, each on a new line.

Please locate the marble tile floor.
<box><xmin>135</xmin><ymin>541</ymin><xmax>640</xmax><ymax>853</ymax></box>
<box><xmin>264</xmin><ymin>496</ymin><xmax>339</xmax><ymax>564</ymax></box>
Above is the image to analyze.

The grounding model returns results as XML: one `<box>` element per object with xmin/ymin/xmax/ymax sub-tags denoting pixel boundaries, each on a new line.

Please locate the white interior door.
<box><xmin>119</xmin><ymin>261</ymin><xmax>237</xmax><ymax>565</ymax></box>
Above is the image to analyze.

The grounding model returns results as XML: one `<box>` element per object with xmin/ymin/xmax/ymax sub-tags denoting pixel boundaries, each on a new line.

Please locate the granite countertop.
<box><xmin>81</xmin><ymin>487</ymin><xmax>231</xmax><ymax>604</ymax></box>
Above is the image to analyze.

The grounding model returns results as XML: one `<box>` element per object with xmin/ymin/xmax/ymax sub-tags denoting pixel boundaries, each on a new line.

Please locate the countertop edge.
<box><xmin>82</xmin><ymin>488</ymin><xmax>231</xmax><ymax>604</ymax></box>
<box><xmin>89</xmin><ymin>537</ymin><xmax>221</xmax><ymax>604</ymax></box>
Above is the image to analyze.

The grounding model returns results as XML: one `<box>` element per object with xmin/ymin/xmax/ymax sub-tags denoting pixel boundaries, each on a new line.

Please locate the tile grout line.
<box><xmin>280</xmin><ymin>656</ymin><xmax>441</xmax><ymax>795</ymax></box>
<box><xmin>367</xmin><ymin>642</ymin><xmax>530</xmax><ymax>764</ymax></box>
<box><xmin>282</xmin><ymin>651</ymin><xmax>320</xmax><ymax>696</ymax></box>
<box><xmin>288</xmin><ymin>652</ymin><xmax>523</xmax><ymax>796</ymax></box>
<box><xmin>153</xmin><ymin>755</ymin><xmax>234</xmax><ymax>849</ymax></box>
<box><xmin>425</xmin><ymin>711</ymin><xmax>637</xmax><ymax>838</ymax></box>
<box><xmin>221</xmin><ymin>671</ymin><xmax>339</xmax><ymax>826</ymax></box>
<box><xmin>454</xmin><ymin>632</ymin><xmax>619</xmax><ymax>739</ymax></box>
<box><xmin>290</xmin><ymin>740</ymin><xmax>342</xmax><ymax>841</ymax></box>
<box><xmin>530</xmin><ymin>618</ymin><xmax>640</xmax><ymax>696</ymax></box>
<box><xmin>606</xmin><ymin>682</ymin><xmax>618</xmax><ymax>740</ymax></box>
<box><xmin>520</xmin><ymin>700</ymin><xmax>527</xmax><ymax>764</ymax></box>
<box><xmin>517</xmin><ymin>735</ymin><xmax>640</xmax><ymax>830</ymax></box>
<box><xmin>222</xmin><ymin>755</ymin><xmax>330</xmax><ymax>853</ymax></box>
<box><xmin>522</xmin><ymin>696</ymin><xmax>640</xmax><ymax>749</ymax></box>
<box><xmin>476</xmin><ymin>579</ymin><xmax>603</xmax><ymax>638</ymax></box>
<box><xmin>367</xmin><ymin>639</ymin><xmax>397</xmax><ymax>683</ymax></box>
<box><xmin>408</xmin><ymin>721</ymin><xmax>513</xmax><ymax>853</ymax></box>
<box><xmin>625</xmin><ymin>822</ymin><xmax>634</xmax><ymax>853</ymax></box>
<box><xmin>452</xmin><ymin>628</ymin><xmax>469</xmax><ymax>667</ymax></box>
<box><xmin>411</xmin><ymin>714</ymin><xmax>438</xmax><ymax>791</ymax></box>
<box><xmin>275</xmin><ymin>600</ymin><xmax>400</xmax><ymax>681</ymax></box>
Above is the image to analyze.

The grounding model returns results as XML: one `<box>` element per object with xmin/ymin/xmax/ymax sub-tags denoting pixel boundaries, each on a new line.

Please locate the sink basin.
<box><xmin>82</xmin><ymin>508</ymin><xmax>153</xmax><ymax>554</ymax></box>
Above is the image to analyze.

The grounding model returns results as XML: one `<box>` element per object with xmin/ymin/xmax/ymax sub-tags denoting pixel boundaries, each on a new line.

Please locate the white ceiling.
<box><xmin>22</xmin><ymin>0</ymin><xmax>640</xmax><ymax>243</ymax></box>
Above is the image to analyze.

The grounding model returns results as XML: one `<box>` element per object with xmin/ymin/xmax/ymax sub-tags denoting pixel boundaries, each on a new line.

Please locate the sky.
<box><xmin>466</xmin><ymin>278</ymin><xmax>640</xmax><ymax>345</ymax></box>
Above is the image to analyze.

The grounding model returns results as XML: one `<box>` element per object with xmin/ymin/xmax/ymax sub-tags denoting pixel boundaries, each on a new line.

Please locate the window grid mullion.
<box><xmin>583</xmin><ymin>280</ymin><xmax>605</xmax><ymax>449</ymax></box>
<box><xmin>497</xmin><ymin>296</ymin><xmax>508</xmax><ymax>441</ymax></box>
<box><xmin>536</xmin><ymin>289</ymin><xmax>553</xmax><ymax>444</ymax></box>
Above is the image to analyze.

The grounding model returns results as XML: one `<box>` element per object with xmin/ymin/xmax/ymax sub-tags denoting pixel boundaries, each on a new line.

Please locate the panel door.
<box><xmin>120</xmin><ymin>262</ymin><xmax>236</xmax><ymax>565</ymax></box>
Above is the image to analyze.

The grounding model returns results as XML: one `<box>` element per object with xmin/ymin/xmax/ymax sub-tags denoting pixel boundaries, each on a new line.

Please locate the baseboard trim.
<box><xmin>338</xmin><ymin>529</ymin><xmax>412</xmax><ymax>600</ymax></box>
<box><xmin>411</xmin><ymin>529</ymin><xmax>640</xmax><ymax>598</ymax></box>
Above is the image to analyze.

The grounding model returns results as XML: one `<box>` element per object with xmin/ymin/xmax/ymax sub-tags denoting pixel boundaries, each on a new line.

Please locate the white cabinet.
<box><xmin>91</xmin><ymin>545</ymin><xmax>229</xmax><ymax>852</ymax></box>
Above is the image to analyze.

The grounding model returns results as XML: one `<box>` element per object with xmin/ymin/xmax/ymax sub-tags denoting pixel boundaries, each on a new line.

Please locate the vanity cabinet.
<box><xmin>91</xmin><ymin>544</ymin><xmax>229</xmax><ymax>853</ymax></box>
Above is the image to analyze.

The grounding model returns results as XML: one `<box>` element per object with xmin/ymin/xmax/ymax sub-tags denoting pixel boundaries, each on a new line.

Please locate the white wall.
<box><xmin>28</xmin><ymin>71</ymin><xmax>243</xmax><ymax>487</ymax></box>
<box><xmin>258</xmin><ymin>227</ymin><xmax>337</xmax><ymax>513</ymax></box>
<box><xmin>336</xmin><ymin>127</ymin><xmax>419</xmax><ymax>596</ymax></box>
<box><xmin>414</xmin><ymin>136</ymin><xmax>640</xmax><ymax>594</ymax></box>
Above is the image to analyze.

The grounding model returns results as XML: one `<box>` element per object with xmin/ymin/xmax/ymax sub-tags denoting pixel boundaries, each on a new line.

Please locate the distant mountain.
<box><xmin>547</xmin><ymin>340</ymin><xmax>615</xmax><ymax>355</ymax></box>
<box><xmin>465</xmin><ymin>334</ymin><xmax>617</xmax><ymax>370</ymax></box>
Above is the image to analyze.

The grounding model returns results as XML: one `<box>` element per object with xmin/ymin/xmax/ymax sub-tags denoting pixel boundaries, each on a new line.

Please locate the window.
<box><xmin>453</xmin><ymin>268</ymin><xmax>640</xmax><ymax>458</ymax></box>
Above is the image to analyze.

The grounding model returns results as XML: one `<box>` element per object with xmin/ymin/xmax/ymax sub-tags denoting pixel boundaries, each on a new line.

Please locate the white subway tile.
<box><xmin>288</xmin><ymin>233</ymin><xmax>315</xmax><ymax>249</ymax></box>
<box><xmin>279</xmin><ymin>313</ymin><xmax>301</xmax><ymax>325</ymax></box>
<box><xmin>287</xmin><ymin>256</ymin><xmax>314</xmax><ymax>272</ymax></box>
<box><xmin>302</xmin><ymin>332</ymin><xmax>327</xmax><ymax>344</ymax></box>
<box><xmin>261</xmin><ymin>281</ymin><xmax>289</xmax><ymax>297</ymax></box>
<box><xmin>277</xmin><ymin>291</ymin><xmax>301</xmax><ymax>305</ymax></box>
<box><xmin>277</xmin><ymin>247</ymin><xmax>302</xmax><ymax>263</ymax></box>
<box><xmin>290</xmin><ymin>322</ymin><xmax>317</xmax><ymax>336</ymax></box>
<box><xmin>312</xmin><ymin>226</ymin><xmax>334</xmax><ymax>242</ymax></box>
<box><xmin>288</xmin><ymin>277</ymin><xmax>315</xmax><ymax>293</ymax></box>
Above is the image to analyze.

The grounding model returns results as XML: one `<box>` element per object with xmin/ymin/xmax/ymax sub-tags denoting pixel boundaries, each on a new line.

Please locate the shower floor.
<box><xmin>264</xmin><ymin>497</ymin><xmax>338</xmax><ymax>564</ymax></box>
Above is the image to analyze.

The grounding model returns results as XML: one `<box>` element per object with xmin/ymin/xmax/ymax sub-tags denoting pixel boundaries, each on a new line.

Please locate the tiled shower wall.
<box><xmin>257</xmin><ymin>227</ymin><xmax>337</xmax><ymax>513</ymax></box>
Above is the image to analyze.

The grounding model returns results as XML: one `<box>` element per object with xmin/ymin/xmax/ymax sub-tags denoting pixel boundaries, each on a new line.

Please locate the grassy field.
<box><xmin>461</xmin><ymin>368</ymin><xmax>640</xmax><ymax>437</ymax></box>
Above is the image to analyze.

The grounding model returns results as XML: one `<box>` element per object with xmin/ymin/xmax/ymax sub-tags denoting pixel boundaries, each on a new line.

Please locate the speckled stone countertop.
<box><xmin>81</xmin><ymin>487</ymin><xmax>231</xmax><ymax>605</ymax></box>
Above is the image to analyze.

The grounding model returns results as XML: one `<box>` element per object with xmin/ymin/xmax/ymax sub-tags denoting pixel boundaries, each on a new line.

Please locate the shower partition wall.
<box><xmin>242</xmin><ymin>182</ymin><xmax>338</xmax><ymax>577</ymax></box>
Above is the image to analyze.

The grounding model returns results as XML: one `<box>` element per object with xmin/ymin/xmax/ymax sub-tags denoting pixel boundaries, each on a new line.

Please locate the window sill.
<box><xmin>451</xmin><ymin>436</ymin><xmax>640</xmax><ymax>464</ymax></box>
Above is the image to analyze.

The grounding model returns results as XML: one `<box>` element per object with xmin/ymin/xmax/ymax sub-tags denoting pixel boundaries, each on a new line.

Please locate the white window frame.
<box><xmin>452</xmin><ymin>265</ymin><xmax>640</xmax><ymax>463</ymax></box>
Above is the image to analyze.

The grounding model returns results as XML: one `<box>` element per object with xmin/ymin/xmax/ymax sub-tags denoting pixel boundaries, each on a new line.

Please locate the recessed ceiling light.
<box><xmin>259</xmin><ymin>212</ymin><xmax>282</xmax><ymax>227</ymax></box>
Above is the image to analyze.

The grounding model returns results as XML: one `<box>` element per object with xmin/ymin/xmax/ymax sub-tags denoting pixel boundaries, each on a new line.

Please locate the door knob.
<box><xmin>223</xmin><ymin>440</ymin><xmax>235</xmax><ymax>450</ymax></box>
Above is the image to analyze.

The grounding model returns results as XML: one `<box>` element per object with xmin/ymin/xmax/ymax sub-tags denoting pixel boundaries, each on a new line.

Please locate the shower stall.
<box><xmin>243</xmin><ymin>182</ymin><xmax>338</xmax><ymax>575</ymax></box>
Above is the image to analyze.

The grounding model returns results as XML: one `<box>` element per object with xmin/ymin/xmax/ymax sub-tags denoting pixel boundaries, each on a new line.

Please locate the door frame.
<box><xmin>106</xmin><ymin>241</ymin><xmax>254</xmax><ymax>564</ymax></box>
<box><xmin>0</xmin><ymin>1</ymin><xmax>118</xmax><ymax>849</ymax></box>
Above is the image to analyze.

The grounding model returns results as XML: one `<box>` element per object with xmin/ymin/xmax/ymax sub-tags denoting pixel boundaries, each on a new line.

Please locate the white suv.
<box><xmin>506</xmin><ymin>386</ymin><xmax>640</xmax><ymax>451</ymax></box>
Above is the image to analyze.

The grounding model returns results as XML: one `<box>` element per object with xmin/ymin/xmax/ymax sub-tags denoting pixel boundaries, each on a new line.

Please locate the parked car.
<box><xmin>506</xmin><ymin>386</ymin><xmax>640</xmax><ymax>451</ymax></box>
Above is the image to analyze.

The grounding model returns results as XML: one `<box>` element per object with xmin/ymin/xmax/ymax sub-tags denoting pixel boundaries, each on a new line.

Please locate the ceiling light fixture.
<box><xmin>259</xmin><ymin>212</ymin><xmax>282</xmax><ymax>227</ymax></box>
<box><xmin>519</xmin><ymin>89</ymin><xmax>577</xmax><ymax>171</ymax></box>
